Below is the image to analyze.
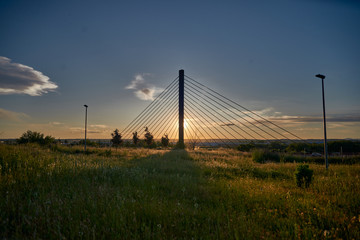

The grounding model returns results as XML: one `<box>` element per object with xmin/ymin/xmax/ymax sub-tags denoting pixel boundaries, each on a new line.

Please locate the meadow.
<box><xmin>0</xmin><ymin>144</ymin><xmax>359</xmax><ymax>239</ymax></box>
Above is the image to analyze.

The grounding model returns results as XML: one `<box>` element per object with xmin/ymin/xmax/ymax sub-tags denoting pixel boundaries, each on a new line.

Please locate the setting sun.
<box><xmin>184</xmin><ymin>118</ymin><xmax>189</xmax><ymax>129</ymax></box>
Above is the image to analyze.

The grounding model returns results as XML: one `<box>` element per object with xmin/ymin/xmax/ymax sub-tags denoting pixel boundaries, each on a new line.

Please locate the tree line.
<box><xmin>111</xmin><ymin>127</ymin><xmax>170</xmax><ymax>149</ymax></box>
<box><xmin>11</xmin><ymin>129</ymin><xmax>360</xmax><ymax>154</ymax></box>
<box><xmin>237</xmin><ymin>140</ymin><xmax>360</xmax><ymax>154</ymax></box>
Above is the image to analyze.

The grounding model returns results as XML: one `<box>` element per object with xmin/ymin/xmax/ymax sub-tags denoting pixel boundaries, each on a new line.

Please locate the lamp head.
<box><xmin>315</xmin><ymin>74</ymin><xmax>325</xmax><ymax>80</ymax></box>
<box><xmin>84</xmin><ymin>105</ymin><xmax>88</xmax><ymax>108</ymax></box>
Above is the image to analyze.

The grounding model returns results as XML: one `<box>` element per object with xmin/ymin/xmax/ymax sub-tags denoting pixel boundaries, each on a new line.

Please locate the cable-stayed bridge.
<box><xmin>121</xmin><ymin>70</ymin><xmax>305</xmax><ymax>148</ymax></box>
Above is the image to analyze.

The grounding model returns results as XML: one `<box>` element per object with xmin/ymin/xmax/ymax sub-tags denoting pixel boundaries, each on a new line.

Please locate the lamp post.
<box><xmin>315</xmin><ymin>74</ymin><xmax>328</xmax><ymax>169</ymax></box>
<box><xmin>84</xmin><ymin>105</ymin><xmax>88</xmax><ymax>152</ymax></box>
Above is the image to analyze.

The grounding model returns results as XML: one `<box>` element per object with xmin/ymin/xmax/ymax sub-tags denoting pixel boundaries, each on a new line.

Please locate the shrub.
<box><xmin>161</xmin><ymin>134</ymin><xmax>170</xmax><ymax>147</ymax></box>
<box><xmin>132</xmin><ymin>132</ymin><xmax>139</xmax><ymax>146</ymax></box>
<box><xmin>252</xmin><ymin>149</ymin><xmax>280</xmax><ymax>163</ymax></box>
<box><xmin>78</xmin><ymin>139</ymin><xmax>98</xmax><ymax>147</ymax></box>
<box><xmin>148</xmin><ymin>141</ymin><xmax>158</xmax><ymax>149</ymax></box>
<box><xmin>237</xmin><ymin>143</ymin><xmax>255</xmax><ymax>152</ymax></box>
<box><xmin>294</xmin><ymin>164</ymin><xmax>313</xmax><ymax>188</ymax></box>
<box><xmin>144</xmin><ymin>127</ymin><xmax>154</xmax><ymax>146</ymax></box>
<box><xmin>17</xmin><ymin>130</ymin><xmax>56</xmax><ymax>145</ymax></box>
<box><xmin>111</xmin><ymin>129</ymin><xmax>123</xmax><ymax>148</ymax></box>
<box><xmin>281</xmin><ymin>154</ymin><xmax>307</xmax><ymax>163</ymax></box>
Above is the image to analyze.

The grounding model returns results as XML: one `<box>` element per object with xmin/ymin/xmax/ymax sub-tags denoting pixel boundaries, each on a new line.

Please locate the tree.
<box><xmin>132</xmin><ymin>131</ymin><xmax>139</xmax><ymax>146</ymax></box>
<box><xmin>17</xmin><ymin>130</ymin><xmax>55</xmax><ymax>145</ymax></box>
<box><xmin>144</xmin><ymin>127</ymin><xmax>154</xmax><ymax>146</ymax></box>
<box><xmin>237</xmin><ymin>142</ymin><xmax>255</xmax><ymax>152</ymax></box>
<box><xmin>161</xmin><ymin>134</ymin><xmax>170</xmax><ymax>147</ymax></box>
<box><xmin>111</xmin><ymin>129</ymin><xmax>123</xmax><ymax>150</ymax></box>
<box><xmin>44</xmin><ymin>136</ymin><xmax>56</xmax><ymax>145</ymax></box>
<box><xmin>78</xmin><ymin>139</ymin><xmax>98</xmax><ymax>147</ymax></box>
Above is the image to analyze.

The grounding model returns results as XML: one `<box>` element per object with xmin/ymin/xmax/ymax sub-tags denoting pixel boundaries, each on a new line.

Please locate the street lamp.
<box><xmin>315</xmin><ymin>74</ymin><xmax>328</xmax><ymax>169</ymax></box>
<box><xmin>84</xmin><ymin>105</ymin><xmax>88</xmax><ymax>152</ymax></box>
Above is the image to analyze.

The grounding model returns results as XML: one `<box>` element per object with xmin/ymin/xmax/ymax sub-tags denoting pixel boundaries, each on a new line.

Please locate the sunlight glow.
<box><xmin>184</xmin><ymin>118</ymin><xmax>189</xmax><ymax>130</ymax></box>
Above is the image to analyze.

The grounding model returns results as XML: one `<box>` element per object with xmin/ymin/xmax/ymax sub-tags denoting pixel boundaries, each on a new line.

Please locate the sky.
<box><xmin>0</xmin><ymin>0</ymin><xmax>359</xmax><ymax>140</ymax></box>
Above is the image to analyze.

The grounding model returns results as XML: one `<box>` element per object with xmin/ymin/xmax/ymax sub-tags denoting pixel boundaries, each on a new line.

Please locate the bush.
<box><xmin>161</xmin><ymin>134</ymin><xmax>170</xmax><ymax>147</ymax></box>
<box><xmin>281</xmin><ymin>155</ymin><xmax>307</xmax><ymax>163</ymax></box>
<box><xmin>294</xmin><ymin>164</ymin><xmax>313</xmax><ymax>188</ymax></box>
<box><xmin>144</xmin><ymin>127</ymin><xmax>154</xmax><ymax>146</ymax></box>
<box><xmin>148</xmin><ymin>141</ymin><xmax>158</xmax><ymax>149</ymax></box>
<box><xmin>111</xmin><ymin>129</ymin><xmax>123</xmax><ymax>148</ymax></box>
<box><xmin>252</xmin><ymin>149</ymin><xmax>280</xmax><ymax>163</ymax></box>
<box><xmin>78</xmin><ymin>139</ymin><xmax>98</xmax><ymax>147</ymax></box>
<box><xmin>237</xmin><ymin>143</ymin><xmax>255</xmax><ymax>152</ymax></box>
<box><xmin>17</xmin><ymin>130</ymin><xmax>56</xmax><ymax>145</ymax></box>
<box><xmin>132</xmin><ymin>132</ymin><xmax>139</xmax><ymax>146</ymax></box>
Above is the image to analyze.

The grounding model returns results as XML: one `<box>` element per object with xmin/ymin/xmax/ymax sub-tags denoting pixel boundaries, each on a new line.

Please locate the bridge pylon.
<box><xmin>178</xmin><ymin>69</ymin><xmax>185</xmax><ymax>148</ymax></box>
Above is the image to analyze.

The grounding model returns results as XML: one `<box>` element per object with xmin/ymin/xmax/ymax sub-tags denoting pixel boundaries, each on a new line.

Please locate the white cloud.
<box><xmin>0</xmin><ymin>108</ymin><xmax>29</xmax><ymax>121</ymax></box>
<box><xmin>125</xmin><ymin>74</ymin><xmax>146</xmax><ymax>90</ymax></box>
<box><xmin>49</xmin><ymin>121</ymin><xmax>63</xmax><ymax>125</ymax></box>
<box><xmin>70</xmin><ymin>124</ymin><xmax>109</xmax><ymax>134</ymax></box>
<box><xmin>267</xmin><ymin>115</ymin><xmax>360</xmax><ymax>124</ymax></box>
<box><xmin>0</xmin><ymin>56</ymin><xmax>58</xmax><ymax>96</ymax></box>
<box><xmin>253</xmin><ymin>107</ymin><xmax>276</xmax><ymax>116</ymax></box>
<box><xmin>70</xmin><ymin>127</ymin><xmax>84</xmax><ymax>132</ymax></box>
<box><xmin>125</xmin><ymin>74</ymin><xmax>163</xmax><ymax>101</ymax></box>
<box><xmin>240</xmin><ymin>107</ymin><xmax>360</xmax><ymax>124</ymax></box>
<box><xmin>89</xmin><ymin>124</ymin><xmax>108</xmax><ymax>128</ymax></box>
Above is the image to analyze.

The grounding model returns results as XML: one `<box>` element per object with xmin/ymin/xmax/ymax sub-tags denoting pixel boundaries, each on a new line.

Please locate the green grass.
<box><xmin>1</xmin><ymin>144</ymin><xmax>359</xmax><ymax>239</ymax></box>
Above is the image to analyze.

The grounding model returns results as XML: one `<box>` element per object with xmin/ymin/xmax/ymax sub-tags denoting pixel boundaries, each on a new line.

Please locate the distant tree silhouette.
<box><xmin>161</xmin><ymin>134</ymin><xmax>169</xmax><ymax>147</ymax></box>
<box><xmin>144</xmin><ymin>127</ymin><xmax>154</xmax><ymax>146</ymax></box>
<box><xmin>132</xmin><ymin>131</ymin><xmax>139</xmax><ymax>146</ymax></box>
<box><xmin>111</xmin><ymin>129</ymin><xmax>123</xmax><ymax>150</ymax></box>
<box><xmin>78</xmin><ymin>139</ymin><xmax>98</xmax><ymax>147</ymax></box>
<box><xmin>17</xmin><ymin>130</ymin><xmax>56</xmax><ymax>145</ymax></box>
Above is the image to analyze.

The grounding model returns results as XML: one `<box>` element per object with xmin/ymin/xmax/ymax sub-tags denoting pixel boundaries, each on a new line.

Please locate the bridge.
<box><xmin>121</xmin><ymin>70</ymin><xmax>304</xmax><ymax>148</ymax></box>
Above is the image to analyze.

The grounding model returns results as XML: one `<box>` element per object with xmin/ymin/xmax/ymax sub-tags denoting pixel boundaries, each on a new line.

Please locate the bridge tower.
<box><xmin>178</xmin><ymin>69</ymin><xmax>185</xmax><ymax>147</ymax></box>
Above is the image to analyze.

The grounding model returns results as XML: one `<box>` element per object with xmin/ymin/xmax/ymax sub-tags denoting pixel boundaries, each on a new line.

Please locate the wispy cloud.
<box><xmin>252</xmin><ymin>107</ymin><xmax>279</xmax><ymax>117</ymax></box>
<box><xmin>125</xmin><ymin>74</ymin><xmax>163</xmax><ymax>101</ymax></box>
<box><xmin>0</xmin><ymin>56</ymin><xmax>58</xmax><ymax>96</ymax></box>
<box><xmin>70</xmin><ymin>127</ymin><xmax>103</xmax><ymax>133</ymax></box>
<box><xmin>70</xmin><ymin>124</ymin><xmax>109</xmax><ymax>134</ymax></box>
<box><xmin>89</xmin><ymin>124</ymin><xmax>108</xmax><ymax>128</ymax></box>
<box><xmin>238</xmin><ymin>107</ymin><xmax>360</xmax><ymax>125</ymax></box>
<box><xmin>267</xmin><ymin>115</ymin><xmax>360</xmax><ymax>123</ymax></box>
<box><xmin>0</xmin><ymin>108</ymin><xmax>29</xmax><ymax>122</ymax></box>
<box><xmin>49</xmin><ymin>121</ymin><xmax>64</xmax><ymax>125</ymax></box>
<box><xmin>214</xmin><ymin>107</ymin><xmax>360</xmax><ymax>135</ymax></box>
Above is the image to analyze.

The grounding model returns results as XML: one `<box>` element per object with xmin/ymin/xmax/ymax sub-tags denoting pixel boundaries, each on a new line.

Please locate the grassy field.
<box><xmin>1</xmin><ymin>144</ymin><xmax>359</xmax><ymax>239</ymax></box>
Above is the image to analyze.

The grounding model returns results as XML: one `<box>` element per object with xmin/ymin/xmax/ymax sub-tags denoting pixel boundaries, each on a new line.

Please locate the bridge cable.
<box><xmin>186</xmin><ymin>79</ymin><xmax>275</xmax><ymax>142</ymax></box>
<box><xmin>185</xmin><ymin>84</ymin><xmax>252</xmax><ymax>142</ymax></box>
<box><xmin>185</xmin><ymin>86</ymin><xmax>246</xmax><ymax>146</ymax></box>
<box><xmin>122</xmin><ymin>79</ymin><xmax>178</xmax><ymax>139</ymax></box>
<box><xmin>186</xmin><ymin>76</ymin><xmax>299</xmax><ymax>143</ymax></box>
<box><xmin>121</xmin><ymin>77</ymin><xmax>178</xmax><ymax>138</ymax></box>
<box><xmin>185</xmin><ymin>97</ymin><xmax>232</xmax><ymax>147</ymax></box>
<box><xmin>185</xmin><ymin>75</ymin><xmax>306</xmax><ymax>143</ymax></box>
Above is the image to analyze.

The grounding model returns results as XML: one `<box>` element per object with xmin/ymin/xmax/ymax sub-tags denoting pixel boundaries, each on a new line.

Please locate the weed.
<box><xmin>294</xmin><ymin>164</ymin><xmax>313</xmax><ymax>188</ymax></box>
<box><xmin>252</xmin><ymin>149</ymin><xmax>280</xmax><ymax>163</ymax></box>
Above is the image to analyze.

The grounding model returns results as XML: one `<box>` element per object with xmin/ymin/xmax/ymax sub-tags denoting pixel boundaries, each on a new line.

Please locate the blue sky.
<box><xmin>0</xmin><ymin>0</ymin><xmax>359</xmax><ymax>139</ymax></box>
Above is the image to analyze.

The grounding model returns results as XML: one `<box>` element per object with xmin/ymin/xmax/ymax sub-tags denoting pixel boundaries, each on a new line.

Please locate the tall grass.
<box><xmin>1</xmin><ymin>144</ymin><xmax>359</xmax><ymax>239</ymax></box>
<box><xmin>252</xmin><ymin>149</ymin><xmax>280</xmax><ymax>163</ymax></box>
